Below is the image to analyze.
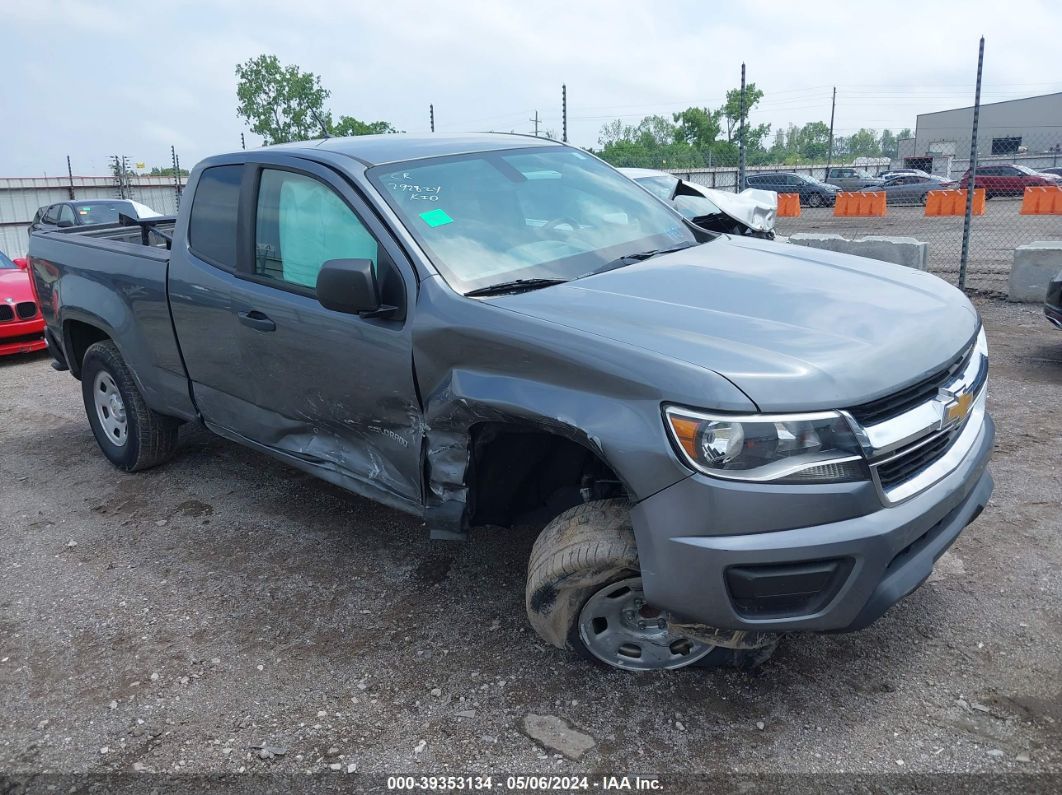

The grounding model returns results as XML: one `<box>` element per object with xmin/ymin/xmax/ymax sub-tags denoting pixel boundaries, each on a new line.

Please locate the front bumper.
<box><xmin>0</xmin><ymin>317</ymin><xmax>46</xmax><ymax>356</ymax></box>
<box><xmin>1046</xmin><ymin>302</ymin><xmax>1062</xmax><ymax>329</ymax></box>
<box><xmin>631</xmin><ymin>411</ymin><xmax>994</xmax><ymax>633</ymax></box>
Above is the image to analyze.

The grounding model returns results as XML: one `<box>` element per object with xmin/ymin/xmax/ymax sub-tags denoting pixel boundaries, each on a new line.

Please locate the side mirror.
<box><xmin>13</xmin><ymin>257</ymin><xmax>29</xmax><ymax>271</ymax></box>
<box><xmin>316</xmin><ymin>258</ymin><xmax>395</xmax><ymax>317</ymax></box>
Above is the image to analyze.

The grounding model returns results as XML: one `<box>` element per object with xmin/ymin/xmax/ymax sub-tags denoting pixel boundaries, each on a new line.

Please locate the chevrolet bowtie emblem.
<box><xmin>945</xmin><ymin>392</ymin><xmax>974</xmax><ymax>426</ymax></box>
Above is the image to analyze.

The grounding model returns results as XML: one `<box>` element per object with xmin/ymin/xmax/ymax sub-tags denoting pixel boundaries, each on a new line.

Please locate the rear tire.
<box><xmin>81</xmin><ymin>340</ymin><xmax>179</xmax><ymax>471</ymax></box>
<box><xmin>525</xmin><ymin>499</ymin><xmax>774</xmax><ymax>672</ymax></box>
<box><xmin>806</xmin><ymin>192</ymin><xmax>825</xmax><ymax>208</ymax></box>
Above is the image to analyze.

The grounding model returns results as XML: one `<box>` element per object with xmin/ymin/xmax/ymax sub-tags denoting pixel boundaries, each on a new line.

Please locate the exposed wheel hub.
<box><xmin>578</xmin><ymin>577</ymin><xmax>713</xmax><ymax>671</ymax></box>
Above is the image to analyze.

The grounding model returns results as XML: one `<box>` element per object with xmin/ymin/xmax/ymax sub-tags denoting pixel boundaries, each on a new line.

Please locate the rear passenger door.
<box><xmin>170</xmin><ymin>156</ymin><xmax>424</xmax><ymax>509</ymax></box>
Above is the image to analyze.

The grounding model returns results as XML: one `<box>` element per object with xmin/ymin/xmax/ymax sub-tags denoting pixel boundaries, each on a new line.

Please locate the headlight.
<box><xmin>664</xmin><ymin>406</ymin><xmax>868</xmax><ymax>483</ymax></box>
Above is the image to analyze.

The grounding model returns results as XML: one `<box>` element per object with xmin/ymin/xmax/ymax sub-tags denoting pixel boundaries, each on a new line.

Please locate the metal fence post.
<box><xmin>958</xmin><ymin>36</ymin><xmax>985</xmax><ymax>291</ymax></box>
<box><xmin>737</xmin><ymin>63</ymin><xmax>747</xmax><ymax>193</ymax></box>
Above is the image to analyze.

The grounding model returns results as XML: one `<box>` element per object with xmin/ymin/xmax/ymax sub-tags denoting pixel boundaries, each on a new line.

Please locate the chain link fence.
<box><xmin>667</xmin><ymin>128</ymin><xmax>1062</xmax><ymax>296</ymax></box>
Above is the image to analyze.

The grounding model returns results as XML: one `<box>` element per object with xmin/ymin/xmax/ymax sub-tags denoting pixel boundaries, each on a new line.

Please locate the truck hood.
<box><xmin>495</xmin><ymin>236</ymin><xmax>979</xmax><ymax>411</ymax></box>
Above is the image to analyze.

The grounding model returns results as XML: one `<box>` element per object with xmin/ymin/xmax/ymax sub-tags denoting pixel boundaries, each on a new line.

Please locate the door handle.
<box><xmin>238</xmin><ymin>310</ymin><xmax>276</xmax><ymax>332</ymax></box>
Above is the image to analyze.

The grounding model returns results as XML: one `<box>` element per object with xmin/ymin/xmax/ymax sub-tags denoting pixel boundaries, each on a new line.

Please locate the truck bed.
<box><xmin>28</xmin><ymin>217</ymin><xmax>197</xmax><ymax>422</ymax></box>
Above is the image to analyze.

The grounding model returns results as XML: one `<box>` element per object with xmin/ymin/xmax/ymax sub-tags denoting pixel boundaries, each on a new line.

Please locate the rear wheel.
<box><xmin>806</xmin><ymin>192</ymin><xmax>825</xmax><ymax>208</ymax></box>
<box><xmin>525</xmin><ymin>499</ymin><xmax>773</xmax><ymax>672</ymax></box>
<box><xmin>81</xmin><ymin>341</ymin><xmax>179</xmax><ymax>471</ymax></box>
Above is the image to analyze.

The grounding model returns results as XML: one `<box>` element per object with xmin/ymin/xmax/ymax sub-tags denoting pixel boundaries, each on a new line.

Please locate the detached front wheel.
<box><xmin>81</xmin><ymin>340</ymin><xmax>179</xmax><ymax>471</ymax></box>
<box><xmin>525</xmin><ymin>499</ymin><xmax>761</xmax><ymax>672</ymax></box>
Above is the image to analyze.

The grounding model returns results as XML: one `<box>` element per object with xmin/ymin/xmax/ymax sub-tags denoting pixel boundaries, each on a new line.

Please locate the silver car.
<box><xmin>861</xmin><ymin>174</ymin><xmax>952</xmax><ymax>205</ymax></box>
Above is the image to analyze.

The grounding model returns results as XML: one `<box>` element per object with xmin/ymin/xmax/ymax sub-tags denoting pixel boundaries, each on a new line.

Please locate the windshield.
<box><xmin>634</xmin><ymin>175</ymin><xmax>679</xmax><ymax>201</ymax></box>
<box><xmin>368</xmin><ymin>147</ymin><xmax>699</xmax><ymax>294</ymax></box>
<box><xmin>73</xmin><ymin>202</ymin><xmax>137</xmax><ymax>225</ymax></box>
<box><xmin>1012</xmin><ymin>164</ymin><xmax>1039</xmax><ymax>175</ymax></box>
<box><xmin>0</xmin><ymin>251</ymin><xmax>16</xmax><ymax>270</ymax></box>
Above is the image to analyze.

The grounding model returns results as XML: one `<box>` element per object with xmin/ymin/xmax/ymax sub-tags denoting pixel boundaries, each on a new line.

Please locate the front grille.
<box><xmin>0</xmin><ymin>305</ymin><xmax>12</xmax><ymax>322</ymax></box>
<box><xmin>850</xmin><ymin>345</ymin><xmax>972</xmax><ymax>426</ymax></box>
<box><xmin>876</xmin><ymin>428</ymin><xmax>959</xmax><ymax>490</ymax></box>
<box><xmin>16</xmin><ymin>301</ymin><xmax>37</xmax><ymax>320</ymax></box>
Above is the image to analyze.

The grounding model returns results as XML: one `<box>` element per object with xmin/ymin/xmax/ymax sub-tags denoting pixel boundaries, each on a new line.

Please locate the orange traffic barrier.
<box><xmin>924</xmin><ymin>188</ymin><xmax>985</xmax><ymax>216</ymax></box>
<box><xmin>776</xmin><ymin>193</ymin><xmax>801</xmax><ymax>217</ymax></box>
<box><xmin>833</xmin><ymin>191</ymin><xmax>886</xmax><ymax>217</ymax></box>
<box><xmin>1019</xmin><ymin>185</ymin><xmax>1062</xmax><ymax>215</ymax></box>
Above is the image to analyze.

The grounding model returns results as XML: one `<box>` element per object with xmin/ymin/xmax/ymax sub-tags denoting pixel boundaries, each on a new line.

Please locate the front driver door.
<box><xmin>177</xmin><ymin>156</ymin><xmax>424</xmax><ymax>510</ymax></box>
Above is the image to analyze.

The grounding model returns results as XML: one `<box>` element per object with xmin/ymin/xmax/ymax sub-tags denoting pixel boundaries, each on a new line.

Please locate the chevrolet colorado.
<box><xmin>28</xmin><ymin>134</ymin><xmax>993</xmax><ymax>672</ymax></box>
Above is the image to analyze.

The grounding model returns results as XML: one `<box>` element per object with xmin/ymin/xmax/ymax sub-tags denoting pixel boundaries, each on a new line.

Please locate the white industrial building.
<box><xmin>896</xmin><ymin>92</ymin><xmax>1062</xmax><ymax>178</ymax></box>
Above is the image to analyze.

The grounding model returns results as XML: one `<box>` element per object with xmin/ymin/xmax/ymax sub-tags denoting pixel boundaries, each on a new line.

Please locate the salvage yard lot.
<box><xmin>776</xmin><ymin>200</ymin><xmax>1061</xmax><ymax>293</ymax></box>
<box><xmin>1</xmin><ymin>299</ymin><xmax>1060</xmax><ymax>777</ymax></box>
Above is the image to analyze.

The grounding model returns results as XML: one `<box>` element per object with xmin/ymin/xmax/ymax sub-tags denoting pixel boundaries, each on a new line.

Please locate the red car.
<box><xmin>957</xmin><ymin>164</ymin><xmax>1060</xmax><ymax>199</ymax></box>
<box><xmin>0</xmin><ymin>250</ymin><xmax>47</xmax><ymax>356</ymax></box>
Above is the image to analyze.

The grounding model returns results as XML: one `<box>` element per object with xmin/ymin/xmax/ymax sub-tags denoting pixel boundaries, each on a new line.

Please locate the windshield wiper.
<box><xmin>464</xmin><ymin>278</ymin><xmax>568</xmax><ymax>297</ymax></box>
<box><xmin>578</xmin><ymin>242</ymin><xmax>697</xmax><ymax>279</ymax></box>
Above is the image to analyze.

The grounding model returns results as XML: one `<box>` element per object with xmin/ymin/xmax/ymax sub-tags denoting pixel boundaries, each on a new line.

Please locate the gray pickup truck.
<box><xmin>29</xmin><ymin>134</ymin><xmax>993</xmax><ymax>673</ymax></box>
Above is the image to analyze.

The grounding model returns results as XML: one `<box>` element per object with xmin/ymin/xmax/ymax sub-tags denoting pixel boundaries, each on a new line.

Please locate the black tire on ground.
<box><xmin>806</xmin><ymin>192</ymin><xmax>825</xmax><ymax>208</ymax></box>
<box><xmin>524</xmin><ymin>498</ymin><xmax>774</xmax><ymax>671</ymax></box>
<box><xmin>919</xmin><ymin>192</ymin><xmax>929</xmax><ymax>206</ymax></box>
<box><xmin>80</xmin><ymin>340</ymin><xmax>180</xmax><ymax>472</ymax></box>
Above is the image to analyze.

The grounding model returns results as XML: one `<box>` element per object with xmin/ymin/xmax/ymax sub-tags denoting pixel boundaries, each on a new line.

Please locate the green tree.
<box><xmin>236</xmin><ymin>55</ymin><xmax>330</xmax><ymax>144</ymax></box>
<box><xmin>721</xmin><ymin>83</ymin><xmax>770</xmax><ymax>149</ymax></box>
<box><xmin>671</xmin><ymin>106</ymin><xmax>722</xmax><ymax>148</ymax></box>
<box><xmin>796</xmin><ymin>121</ymin><xmax>831</xmax><ymax>161</ymax></box>
<box><xmin>149</xmin><ymin>166</ymin><xmax>190</xmax><ymax>177</ymax></box>
<box><xmin>236</xmin><ymin>54</ymin><xmax>398</xmax><ymax>144</ymax></box>
<box><xmin>847</xmin><ymin>128</ymin><xmax>881</xmax><ymax>158</ymax></box>
<box><xmin>330</xmin><ymin>115</ymin><xmax>399</xmax><ymax>136</ymax></box>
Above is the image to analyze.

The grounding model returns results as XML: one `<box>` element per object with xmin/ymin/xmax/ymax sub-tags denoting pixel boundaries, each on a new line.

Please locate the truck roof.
<box><xmin>256</xmin><ymin>133</ymin><xmax>563</xmax><ymax>166</ymax></box>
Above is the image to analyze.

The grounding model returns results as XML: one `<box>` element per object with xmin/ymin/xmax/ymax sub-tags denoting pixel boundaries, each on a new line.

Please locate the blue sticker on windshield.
<box><xmin>420</xmin><ymin>208</ymin><xmax>453</xmax><ymax>227</ymax></box>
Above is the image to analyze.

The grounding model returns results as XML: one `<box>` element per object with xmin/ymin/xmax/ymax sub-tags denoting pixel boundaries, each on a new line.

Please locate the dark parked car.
<box><xmin>1046</xmin><ymin>270</ymin><xmax>1062</xmax><ymax>330</ymax></box>
<box><xmin>824</xmin><ymin>167</ymin><xmax>884</xmax><ymax>190</ymax></box>
<box><xmin>28</xmin><ymin>134</ymin><xmax>993</xmax><ymax>673</ymax></box>
<box><xmin>876</xmin><ymin>168</ymin><xmax>933</xmax><ymax>180</ymax></box>
<box><xmin>745</xmin><ymin>172</ymin><xmax>838</xmax><ymax>207</ymax></box>
<box><xmin>860</xmin><ymin>174</ymin><xmax>952</xmax><ymax>205</ymax></box>
<box><xmin>957</xmin><ymin>164</ymin><xmax>1060</xmax><ymax>199</ymax></box>
<box><xmin>28</xmin><ymin>199</ymin><xmax>162</xmax><ymax>237</ymax></box>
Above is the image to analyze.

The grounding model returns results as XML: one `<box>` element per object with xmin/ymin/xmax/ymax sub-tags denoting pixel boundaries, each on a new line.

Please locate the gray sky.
<box><xmin>4</xmin><ymin>0</ymin><xmax>1061</xmax><ymax>176</ymax></box>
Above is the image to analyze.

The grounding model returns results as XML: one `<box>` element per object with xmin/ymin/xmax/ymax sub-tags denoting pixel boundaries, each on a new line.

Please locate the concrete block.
<box><xmin>787</xmin><ymin>233</ymin><xmax>928</xmax><ymax>270</ymax></box>
<box><xmin>1009</xmin><ymin>241</ymin><xmax>1062</xmax><ymax>302</ymax></box>
<box><xmin>849</xmin><ymin>236</ymin><xmax>929</xmax><ymax>271</ymax></box>
<box><xmin>787</xmin><ymin>233</ymin><xmax>847</xmax><ymax>253</ymax></box>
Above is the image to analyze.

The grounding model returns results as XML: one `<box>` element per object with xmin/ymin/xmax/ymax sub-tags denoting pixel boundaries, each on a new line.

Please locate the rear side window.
<box><xmin>189</xmin><ymin>165</ymin><xmax>242</xmax><ymax>269</ymax></box>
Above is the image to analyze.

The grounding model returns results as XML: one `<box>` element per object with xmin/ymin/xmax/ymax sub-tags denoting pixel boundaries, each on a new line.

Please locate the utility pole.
<box><xmin>66</xmin><ymin>155</ymin><xmax>75</xmax><ymax>199</ymax></box>
<box><xmin>737</xmin><ymin>63</ymin><xmax>747</xmax><ymax>192</ymax></box>
<box><xmin>430</xmin><ymin>104</ymin><xmax>435</xmax><ymax>133</ymax></box>
<box><xmin>241</xmin><ymin>132</ymin><xmax>246</xmax><ymax>150</ymax></box>
<box><xmin>825</xmin><ymin>86</ymin><xmax>837</xmax><ymax>176</ymax></box>
<box><xmin>562</xmin><ymin>84</ymin><xmax>567</xmax><ymax>142</ymax></box>
<box><xmin>530</xmin><ymin>110</ymin><xmax>540</xmax><ymax>137</ymax></box>
<box><xmin>959</xmin><ymin>36</ymin><xmax>985</xmax><ymax>292</ymax></box>
<box><xmin>171</xmin><ymin>146</ymin><xmax>182</xmax><ymax>209</ymax></box>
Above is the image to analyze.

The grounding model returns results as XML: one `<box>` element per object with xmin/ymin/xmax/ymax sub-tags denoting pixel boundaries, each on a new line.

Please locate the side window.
<box><xmin>57</xmin><ymin>205</ymin><xmax>76</xmax><ymax>226</ymax></box>
<box><xmin>254</xmin><ymin>169</ymin><xmax>379</xmax><ymax>291</ymax></box>
<box><xmin>42</xmin><ymin>205</ymin><xmax>60</xmax><ymax>224</ymax></box>
<box><xmin>188</xmin><ymin>165</ymin><xmax>242</xmax><ymax>270</ymax></box>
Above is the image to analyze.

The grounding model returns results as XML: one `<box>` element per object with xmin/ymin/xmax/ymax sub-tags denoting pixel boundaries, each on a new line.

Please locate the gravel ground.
<box><xmin>775</xmin><ymin>200</ymin><xmax>1061</xmax><ymax>293</ymax></box>
<box><xmin>1</xmin><ymin>298</ymin><xmax>1060</xmax><ymax>783</ymax></box>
